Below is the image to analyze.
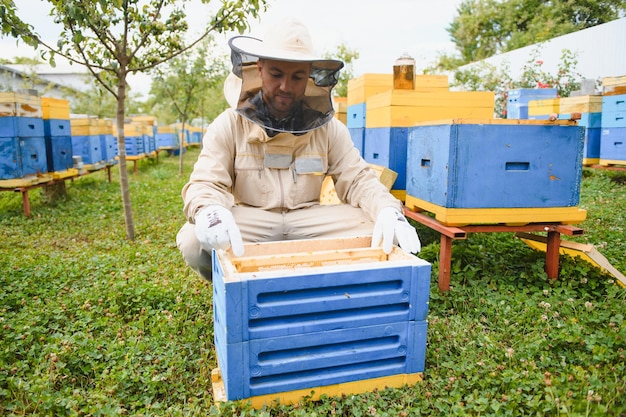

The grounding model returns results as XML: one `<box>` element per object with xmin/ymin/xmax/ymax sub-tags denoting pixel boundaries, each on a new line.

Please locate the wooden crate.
<box><xmin>528</xmin><ymin>98</ymin><xmax>560</xmax><ymax>116</ymax></box>
<box><xmin>602</xmin><ymin>75</ymin><xmax>626</xmax><ymax>96</ymax></box>
<box><xmin>41</xmin><ymin>97</ymin><xmax>70</xmax><ymax>120</ymax></box>
<box><xmin>365</xmin><ymin>90</ymin><xmax>494</xmax><ymax>128</ymax></box>
<box><xmin>212</xmin><ymin>237</ymin><xmax>431</xmax><ymax>402</ymax></box>
<box><xmin>559</xmin><ymin>95</ymin><xmax>602</xmax><ymax>114</ymax></box>
<box><xmin>347</xmin><ymin>73</ymin><xmax>393</xmax><ymax>106</ymax></box>
<box><xmin>0</xmin><ymin>92</ymin><xmax>42</xmax><ymax>118</ymax></box>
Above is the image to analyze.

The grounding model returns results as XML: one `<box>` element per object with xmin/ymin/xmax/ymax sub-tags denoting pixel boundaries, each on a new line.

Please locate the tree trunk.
<box><xmin>179</xmin><ymin>118</ymin><xmax>186</xmax><ymax>175</ymax></box>
<box><xmin>42</xmin><ymin>181</ymin><xmax>67</xmax><ymax>203</ymax></box>
<box><xmin>116</xmin><ymin>72</ymin><xmax>136</xmax><ymax>240</ymax></box>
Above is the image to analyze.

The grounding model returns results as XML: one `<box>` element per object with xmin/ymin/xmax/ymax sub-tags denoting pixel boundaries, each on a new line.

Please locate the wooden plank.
<box><xmin>516</xmin><ymin>232</ymin><xmax>626</xmax><ymax>287</ymax></box>
<box><xmin>230</xmin><ymin>247</ymin><xmax>389</xmax><ymax>273</ymax></box>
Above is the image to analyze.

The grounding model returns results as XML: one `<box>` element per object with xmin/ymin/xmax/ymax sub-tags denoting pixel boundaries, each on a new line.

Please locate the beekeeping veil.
<box><xmin>225</xmin><ymin>18</ymin><xmax>344</xmax><ymax>135</ymax></box>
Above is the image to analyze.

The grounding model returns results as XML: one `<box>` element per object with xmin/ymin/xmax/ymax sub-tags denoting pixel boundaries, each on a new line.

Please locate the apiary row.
<box><xmin>0</xmin><ymin>92</ymin><xmax>204</xmax><ymax>181</ymax></box>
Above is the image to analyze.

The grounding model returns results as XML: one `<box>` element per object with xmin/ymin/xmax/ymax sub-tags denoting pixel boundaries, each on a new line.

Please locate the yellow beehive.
<box><xmin>602</xmin><ymin>75</ymin><xmax>626</xmax><ymax>96</ymax></box>
<box><xmin>365</xmin><ymin>90</ymin><xmax>495</xmax><ymax>128</ymax></box>
<box><xmin>157</xmin><ymin>125</ymin><xmax>176</xmax><ymax>134</ymax></box>
<box><xmin>559</xmin><ymin>95</ymin><xmax>602</xmax><ymax>114</ymax></box>
<box><xmin>70</xmin><ymin>117</ymin><xmax>99</xmax><ymax>135</ymax></box>
<box><xmin>333</xmin><ymin>96</ymin><xmax>347</xmax><ymax>124</ymax></box>
<box><xmin>347</xmin><ymin>74</ymin><xmax>393</xmax><ymax>106</ymax></box>
<box><xmin>0</xmin><ymin>92</ymin><xmax>42</xmax><ymax>118</ymax></box>
<box><xmin>41</xmin><ymin>97</ymin><xmax>71</xmax><ymax>119</ymax></box>
<box><xmin>412</xmin><ymin>75</ymin><xmax>449</xmax><ymax>93</ymax></box>
<box><xmin>528</xmin><ymin>98</ymin><xmax>560</xmax><ymax>116</ymax></box>
<box><xmin>130</xmin><ymin>115</ymin><xmax>157</xmax><ymax>126</ymax></box>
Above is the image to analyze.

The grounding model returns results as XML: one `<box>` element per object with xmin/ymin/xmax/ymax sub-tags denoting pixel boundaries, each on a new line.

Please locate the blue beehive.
<box><xmin>212</xmin><ymin>237</ymin><xmax>431</xmax><ymax>402</ymax></box>
<box><xmin>601</xmin><ymin>94</ymin><xmax>626</xmax><ymax>128</ymax></box>
<box><xmin>43</xmin><ymin>119</ymin><xmax>73</xmax><ymax>173</ymax></box>
<box><xmin>43</xmin><ymin>119</ymin><xmax>71</xmax><ymax>137</ymax></box>
<box><xmin>0</xmin><ymin>136</ymin><xmax>48</xmax><ymax>179</ymax></box>
<box><xmin>100</xmin><ymin>133</ymin><xmax>117</xmax><ymax>163</ymax></box>
<box><xmin>406</xmin><ymin>119</ymin><xmax>585</xmax><ymax>209</ymax></box>
<box><xmin>583</xmin><ymin>128</ymin><xmax>602</xmax><ymax>160</ymax></box>
<box><xmin>600</xmin><ymin>127</ymin><xmax>626</xmax><ymax>162</ymax></box>
<box><xmin>348</xmin><ymin>127</ymin><xmax>365</xmax><ymax>157</ymax></box>
<box><xmin>123</xmin><ymin>135</ymin><xmax>144</xmax><ymax>156</ymax></box>
<box><xmin>507</xmin><ymin>88</ymin><xmax>557</xmax><ymax>119</ymax></box>
<box><xmin>71</xmin><ymin>135</ymin><xmax>102</xmax><ymax>165</ymax></box>
<box><xmin>44</xmin><ymin>136</ymin><xmax>73</xmax><ymax>172</ymax></box>
<box><xmin>363</xmin><ymin>128</ymin><xmax>407</xmax><ymax>190</ymax></box>
<box><xmin>346</xmin><ymin>103</ymin><xmax>366</xmax><ymax>128</ymax></box>
<box><xmin>0</xmin><ymin>116</ymin><xmax>45</xmax><ymax>138</ymax></box>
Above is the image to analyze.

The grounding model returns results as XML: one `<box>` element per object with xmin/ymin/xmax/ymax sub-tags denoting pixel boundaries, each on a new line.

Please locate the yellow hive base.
<box><xmin>211</xmin><ymin>367</ymin><xmax>422</xmax><ymax>409</ymax></box>
<box><xmin>0</xmin><ymin>174</ymin><xmax>54</xmax><ymax>189</ymax></box>
<box><xmin>51</xmin><ymin>168</ymin><xmax>79</xmax><ymax>180</ymax></box>
<box><xmin>583</xmin><ymin>158</ymin><xmax>600</xmax><ymax>166</ymax></box>
<box><xmin>405</xmin><ymin>195</ymin><xmax>587</xmax><ymax>226</ymax></box>
<box><xmin>598</xmin><ymin>159</ymin><xmax>626</xmax><ymax>167</ymax></box>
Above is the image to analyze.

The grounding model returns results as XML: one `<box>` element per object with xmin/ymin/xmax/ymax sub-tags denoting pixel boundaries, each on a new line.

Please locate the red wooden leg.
<box><xmin>21</xmin><ymin>189</ymin><xmax>31</xmax><ymax>218</ymax></box>
<box><xmin>439</xmin><ymin>234</ymin><xmax>453</xmax><ymax>292</ymax></box>
<box><xmin>545</xmin><ymin>231</ymin><xmax>561</xmax><ymax>280</ymax></box>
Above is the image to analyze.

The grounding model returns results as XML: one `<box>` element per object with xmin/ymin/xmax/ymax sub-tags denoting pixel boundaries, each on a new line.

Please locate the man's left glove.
<box><xmin>372</xmin><ymin>207</ymin><xmax>421</xmax><ymax>254</ymax></box>
<box><xmin>194</xmin><ymin>205</ymin><xmax>244</xmax><ymax>256</ymax></box>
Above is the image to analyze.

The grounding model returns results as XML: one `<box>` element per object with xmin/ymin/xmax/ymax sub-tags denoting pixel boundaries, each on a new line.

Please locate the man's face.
<box><xmin>257</xmin><ymin>59</ymin><xmax>312</xmax><ymax>119</ymax></box>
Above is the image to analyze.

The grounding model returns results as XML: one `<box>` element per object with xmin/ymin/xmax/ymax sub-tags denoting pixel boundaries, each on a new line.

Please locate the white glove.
<box><xmin>372</xmin><ymin>207</ymin><xmax>421</xmax><ymax>254</ymax></box>
<box><xmin>194</xmin><ymin>205</ymin><xmax>244</xmax><ymax>256</ymax></box>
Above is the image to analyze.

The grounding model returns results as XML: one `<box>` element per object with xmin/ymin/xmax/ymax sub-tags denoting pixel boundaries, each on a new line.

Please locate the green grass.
<box><xmin>1</xmin><ymin>149</ymin><xmax>624</xmax><ymax>416</ymax></box>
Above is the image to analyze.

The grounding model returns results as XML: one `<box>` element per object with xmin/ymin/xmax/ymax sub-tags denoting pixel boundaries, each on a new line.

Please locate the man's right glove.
<box><xmin>194</xmin><ymin>205</ymin><xmax>244</xmax><ymax>256</ymax></box>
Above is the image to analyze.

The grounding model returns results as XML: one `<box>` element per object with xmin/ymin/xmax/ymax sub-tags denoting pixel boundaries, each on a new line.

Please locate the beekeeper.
<box><xmin>176</xmin><ymin>18</ymin><xmax>420</xmax><ymax>280</ymax></box>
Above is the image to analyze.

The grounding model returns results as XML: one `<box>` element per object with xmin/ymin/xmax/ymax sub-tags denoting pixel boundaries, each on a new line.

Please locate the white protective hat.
<box><xmin>225</xmin><ymin>18</ymin><xmax>344</xmax><ymax>135</ymax></box>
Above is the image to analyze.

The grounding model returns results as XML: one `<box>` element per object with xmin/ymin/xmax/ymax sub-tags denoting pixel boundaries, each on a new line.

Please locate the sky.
<box><xmin>0</xmin><ymin>0</ymin><xmax>464</xmax><ymax>98</ymax></box>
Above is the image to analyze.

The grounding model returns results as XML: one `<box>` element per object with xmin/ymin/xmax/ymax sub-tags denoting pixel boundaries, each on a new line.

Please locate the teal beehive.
<box><xmin>212</xmin><ymin>237</ymin><xmax>431</xmax><ymax>401</ymax></box>
<box><xmin>406</xmin><ymin>119</ymin><xmax>585</xmax><ymax>209</ymax></box>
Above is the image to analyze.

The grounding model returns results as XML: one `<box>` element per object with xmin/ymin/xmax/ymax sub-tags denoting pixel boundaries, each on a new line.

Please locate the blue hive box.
<box><xmin>363</xmin><ymin>127</ymin><xmax>407</xmax><ymax>190</ymax></box>
<box><xmin>346</xmin><ymin>103</ymin><xmax>366</xmax><ymax>128</ymax></box>
<box><xmin>0</xmin><ymin>116</ymin><xmax>45</xmax><ymax>137</ymax></box>
<box><xmin>507</xmin><ymin>88</ymin><xmax>557</xmax><ymax>119</ymax></box>
<box><xmin>44</xmin><ymin>136</ymin><xmax>73</xmax><ymax>172</ymax></box>
<box><xmin>406</xmin><ymin>119</ymin><xmax>585</xmax><ymax>209</ymax></box>
<box><xmin>100</xmin><ymin>134</ymin><xmax>117</xmax><ymax>163</ymax></box>
<box><xmin>43</xmin><ymin>119</ymin><xmax>71</xmax><ymax>137</ymax></box>
<box><xmin>71</xmin><ymin>135</ymin><xmax>102</xmax><ymax>165</ymax></box>
<box><xmin>123</xmin><ymin>135</ymin><xmax>145</xmax><ymax>156</ymax></box>
<box><xmin>212</xmin><ymin>237</ymin><xmax>431</xmax><ymax>402</ymax></box>
<box><xmin>600</xmin><ymin>127</ymin><xmax>626</xmax><ymax>163</ymax></box>
<box><xmin>156</xmin><ymin>132</ymin><xmax>177</xmax><ymax>149</ymax></box>
<box><xmin>601</xmin><ymin>94</ymin><xmax>626</xmax><ymax>128</ymax></box>
<box><xmin>1</xmin><ymin>136</ymin><xmax>48</xmax><ymax>179</ymax></box>
<box><xmin>583</xmin><ymin>128</ymin><xmax>602</xmax><ymax>161</ymax></box>
<box><xmin>348</xmin><ymin>127</ymin><xmax>365</xmax><ymax>157</ymax></box>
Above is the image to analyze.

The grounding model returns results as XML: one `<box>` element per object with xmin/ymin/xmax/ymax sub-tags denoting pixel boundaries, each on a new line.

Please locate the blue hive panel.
<box><xmin>602</xmin><ymin>95</ymin><xmax>626</xmax><ymax>128</ymax></box>
<box><xmin>216</xmin><ymin>320</ymin><xmax>428</xmax><ymax>400</ymax></box>
<box><xmin>600</xmin><ymin>127</ymin><xmax>626</xmax><ymax>161</ymax></box>
<box><xmin>346</xmin><ymin>103</ymin><xmax>366</xmax><ymax>129</ymax></box>
<box><xmin>213</xmin><ymin>243</ymin><xmax>431</xmax><ymax>345</ymax></box>
<box><xmin>0</xmin><ymin>136</ymin><xmax>48</xmax><ymax>179</ymax></box>
<box><xmin>363</xmin><ymin>127</ymin><xmax>408</xmax><ymax>190</ymax></box>
<box><xmin>406</xmin><ymin>121</ymin><xmax>585</xmax><ymax>208</ymax></box>
<box><xmin>71</xmin><ymin>135</ymin><xmax>102</xmax><ymax>165</ymax></box>
<box><xmin>45</xmin><ymin>135</ymin><xmax>73</xmax><ymax>172</ymax></box>
<box><xmin>348</xmin><ymin>128</ymin><xmax>365</xmax><ymax>157</ymax></box>
<box><xmin>100</xmin><ymin>134</ymin><xmax>117</xmax><ymax>163</ymax></box>
<box><xmin>43</xmin><ymin>119</ymin><xmax>71</xmax><ymax>137</ymax></box>
<box><xmin>122</xmin><ymin>135</ymin><xmax>145</xmax><ymax>156</ymax></box>
<box><xmin>583</xmin><ymin>128</ymin><xmax>602</xmax><ymax>160</ymax></box>
<box><xmin>0</xmin><ymin>116</ymin><xmax>45</xmax><ymax>137</ymax></box>
<box><xmin>156</xmin><ymin>133</ymin><xmax>177</xmax><ymax>149</ymax></box>
<box><xmin>507</xmin><ymin>89</ymin><xmax>557</xmax><ymax>120</ymax></box>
